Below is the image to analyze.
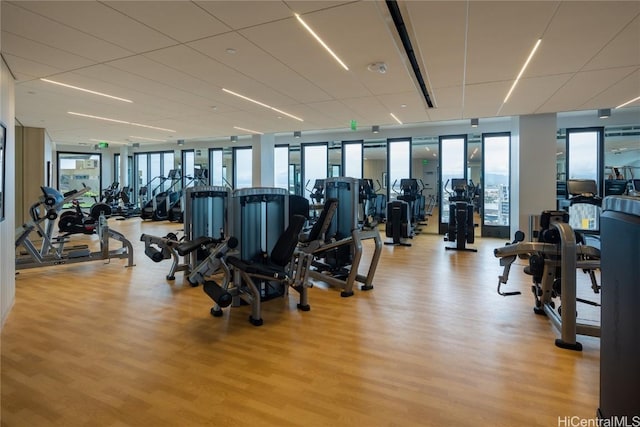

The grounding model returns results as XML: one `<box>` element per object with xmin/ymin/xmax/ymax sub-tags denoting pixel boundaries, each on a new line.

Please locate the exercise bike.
<box><xmin>443</xmin><ymin>178</ymin><xmax>477</xmax><ymax>252</ymax></box>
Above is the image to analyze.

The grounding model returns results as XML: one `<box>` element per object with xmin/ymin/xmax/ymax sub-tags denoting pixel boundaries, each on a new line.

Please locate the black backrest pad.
<box><xmin>270</xmin><ymin>214</ymin><xmax>306</xmax><ymax>267</ymax></box>
<box><xmin>306</xmin><ymin>198</ymin><xmax>338</xmax><ymax>242</ymax></box>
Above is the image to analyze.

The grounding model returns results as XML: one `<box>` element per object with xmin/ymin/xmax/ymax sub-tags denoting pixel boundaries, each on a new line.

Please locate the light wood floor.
<box><xmin>2</xmin><ymin>217</ymin><xmax>601</xmax><ymax>426</ymax></box>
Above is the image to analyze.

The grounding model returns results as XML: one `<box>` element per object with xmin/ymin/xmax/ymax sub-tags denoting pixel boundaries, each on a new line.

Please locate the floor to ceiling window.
<box><xmin>57</xmin><ymin>152</ymin><xmax>102</xmax><ymax>207</ymax></box>
<box><xmin>482</xmin><ymin>133</ymin><xmax>510</xmax><ymax>238</ymax></box>
<box><xmin>439</xmin><ymin>135</ymin><xmax>466</xmax><ymax>233</ymax></box>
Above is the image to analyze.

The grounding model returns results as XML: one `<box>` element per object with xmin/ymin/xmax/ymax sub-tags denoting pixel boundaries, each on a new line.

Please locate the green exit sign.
<box><xmin>98</xmin><ymin>142</ymin><xmax>109</xmax><ymax>148</ymax></box>
<box><xmin>350</xmin><ymin>120</ymin><xmax>357</xmax><ymax>131</ymax></box>
<box><xmin>422</xmin><ymin>159</ymin><xmax>429</xmax><ymax>165</ymax></box>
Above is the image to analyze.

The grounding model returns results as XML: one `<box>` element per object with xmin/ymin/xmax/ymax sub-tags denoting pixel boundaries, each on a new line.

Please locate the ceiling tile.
<box><xmin>105</xmin><ymin>1</ymin><xmax>231</xmax><ymax>43</ymax></box>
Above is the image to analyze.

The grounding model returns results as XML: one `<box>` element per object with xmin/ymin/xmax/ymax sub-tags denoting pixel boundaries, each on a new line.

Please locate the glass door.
<box><xmin>439</xmin><ymin>135</ymin><xmax>466</xmax><ymax>234</ymax></box>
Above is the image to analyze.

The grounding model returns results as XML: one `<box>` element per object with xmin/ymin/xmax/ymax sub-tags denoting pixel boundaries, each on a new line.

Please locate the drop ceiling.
<box><xmin>2</xmin><ymin>0</ymin><xmax>639</xmax><ymax>147</ymax></box>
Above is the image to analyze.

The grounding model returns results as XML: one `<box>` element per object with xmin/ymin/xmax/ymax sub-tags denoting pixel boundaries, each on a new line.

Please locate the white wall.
<box><xmin>511</xmin><ymin>114</ymin><xmax>558</xmax><ymax>236</ymax></box>
<box><xmin>1</xmin><ymin>56</ymin><xmax>16</xmax><ymax>328</ymax></box>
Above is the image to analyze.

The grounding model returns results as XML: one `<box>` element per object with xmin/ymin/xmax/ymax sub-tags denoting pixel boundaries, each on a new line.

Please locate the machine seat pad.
<box><xmin>227</xmin><ymin>256</ymin><xmax>287</xmax><ymax>280</ymax></box>
<box><xmin>176</xmin><ymin>236</ymin><xmax>221</xmax><ymax>256</ymax></box>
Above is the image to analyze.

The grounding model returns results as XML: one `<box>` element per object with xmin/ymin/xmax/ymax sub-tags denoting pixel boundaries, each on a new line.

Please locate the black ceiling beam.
<box><xmin>385</xmin><ymin>0</ymin><xmax>434</xmax><ymax>108</ymax></box>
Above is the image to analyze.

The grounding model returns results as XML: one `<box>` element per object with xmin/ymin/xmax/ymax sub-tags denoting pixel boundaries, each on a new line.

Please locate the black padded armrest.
<box><xmin>176</xmin><ymin>236</ymin><xmax>222</xmax><ymax>256</ymax></box>
<box><xmin>227</xmin><ymin>256</ymin><xmax>287</xmax><ymax>280</ymax></box>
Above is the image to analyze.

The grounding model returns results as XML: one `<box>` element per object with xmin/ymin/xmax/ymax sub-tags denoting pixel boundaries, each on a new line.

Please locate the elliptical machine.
<box><xmin>444</xmin><ymin>178</ymin><xmax>477</xmax><ymax>252</ymax></box>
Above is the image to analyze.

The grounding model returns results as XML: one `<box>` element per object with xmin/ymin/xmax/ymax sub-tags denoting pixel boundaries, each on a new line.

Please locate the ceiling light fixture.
<box><xmin>503</xmin><ymin>38</ymin><xmax>542</xmax><ymax>104</ymax></box>
<box><xmin>233</xmin><ymin>126</ymin><xmax>263</xmax><ymax>135</ymax></box>
<box><xmin>230</xmin><ymin>135</ymin><xmax>238</xmax><ymax>143</ymax></box>
<box><xmin>471</xmin><ymin>118</ymin><xmax>479</xmax><ymax>128</ymax></box>
<box><xmin>294</xmin><ymin>131</ymin><xmax>301</xmax><ymax>138</ymax></box>
<box><xmin>615</xmin><ymin>95</ymin><xmax>640</xmax><ymax>109</ymax></box>
<box><xmin>41</xmin><ymin>78</ymin><xmax>133</xmax><ymax>103</ymax></box>
<box><xmin>598</xmin><ymin>108</ymin><xmax>611</xmax><ymax>119</ymax></box>
<box><xmin>68</xmin><ymin>112</ymin><xmax>175</xmax><ymax>132</ymax></box>
<box><xmin>372</xmin><ymin>125</ymin><xmax>380</xmax><ymax>134</ymax></box>
<box><xmin>295</xmin><ymin>13</ymin><xmax>349</xmax><ymax>71</ymax></box>
<box><xmin>390</xmin><ymin>113</ymin><xmax>403</xmax><ymax>125</ymax></box>
<box><xmin>177</xmin><ymin>139</ymin><xmax>185</xmax><ymax>146</ymax></box>
<box><xmin>222</xmin><ymin>88</ymin><xmax>303</xmax><ymax>122</ymax></box>
<box><xmin>129</xmin><ymin>136</ymin><xmax>167</xmax><ymax>142</ymax></box>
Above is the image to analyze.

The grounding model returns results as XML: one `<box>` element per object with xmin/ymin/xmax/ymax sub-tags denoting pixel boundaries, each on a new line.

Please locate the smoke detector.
<box><xmin>367</xmin><ymin>62</ymin><xmax>388</xmax><ymax>74</ymax></box>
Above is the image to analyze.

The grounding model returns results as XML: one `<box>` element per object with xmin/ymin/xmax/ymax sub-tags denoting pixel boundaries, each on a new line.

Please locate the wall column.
<box><xmin>252</xmin><ymin>133</ymin><xmax>275</xmax><ymax>187</ymax></box>
<box><xmin>510</xmin><ymin>113</ymin><xmax>558</xmax><ymax>237</ymax></box>
<box><xmin>119</xmin><ymin>145</ymin><xmax>129</xmax><ymax>187</ymax></box>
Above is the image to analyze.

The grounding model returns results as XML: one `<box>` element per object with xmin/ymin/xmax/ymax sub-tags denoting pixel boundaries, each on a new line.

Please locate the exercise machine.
<box><xmin>225</xmin><ymin>214</ymin><xmax>308</xmax><ymax>325</ymax></box>
<box><xmin>211</xmin><ymin>188</ymin><xmax>310</xmax><ymax>325</ymax></box>
<box><xmin>494</xmin><ymin>210</ymin><xmax>601</xmax><ymax>350</ymax></box>
<box><xmin>305</xmin><ymin>177</ymin><xmax>383</xmax><ymax>297</ymax></box>
<box><xmin>385</xmin><ymin>200</ymin><xmax>412</xmax><ymax>246</ymax></box>
<box><xmin>140</xmin><ymin>169</ymin><xmax>182</xmax><ymax>220</ymax></box>
<box><xmin>443</xmin><ymin>178</ymin><xmax>477</xmax><ymax>252</ymax></box>
<box><xmin>599</xmin><ymin>196</ymin><xmax>640</xmax><ymax>418</ymax></box>
<box><xmin>16</xmin><ymin>186</ymin><xmax>134</xmax><ymax>269</ymax></box>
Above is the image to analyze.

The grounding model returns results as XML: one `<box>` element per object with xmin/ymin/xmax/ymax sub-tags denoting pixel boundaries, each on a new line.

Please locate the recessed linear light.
<box><xmin>295</xmin><ymin>13</ymin><xmax>349</xmax><ymax>71</ymax></box>
<box><xmin>233</xmin><ymin>126</ymin><xmax>263</xmax><ymax>135</ymax></box>
<box><xmin>129</xmin><ymin>136</ymin><xmax>167</xmax><ymax>142</ymax></box>
<box><xmin>41</xmin><ymin>78</ymin><xmax>133</xmax><ymax>103</ymax></box>
<box><xmin>68</xmin><ymin>112</ymin><xmax>175</xmax><ymax>132</ymax></box>
<box><xmin>503</xmin><ymin>39</ymin><xmax>542</xmax><ymax>104</ymax></box>
<box><xmin>222</xmin><ymin>88</ymin><xmax>303</xmax><ymax>122</ymax></box>
<box><xmin>616</xmin><ymin>95</ymin><xmax>640</xmax><ymax>109</ymax></box>
<box><xmin>390</xmin><ymin>113</ymin><xmax>403</xmax><ymax>125</ymax></box>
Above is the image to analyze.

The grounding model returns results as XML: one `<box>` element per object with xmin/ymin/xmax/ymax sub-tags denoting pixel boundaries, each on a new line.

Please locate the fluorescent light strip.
<box><xmin>295</xmin><ymin>13</ymin><xmax>349</xmax><ymax>71</ymax></box>
<box><xmin>41</xmin><ymin>78</ymin><xmax>133</xmax><ymax>103</ymax></box>
<box><xmin>68</xmin><ymin>112</ymin><xmax>129</xmax><ymax>124</ymax></box>
<box><xmin>129</xmin><ymin>136</ymin><xmax>167</xmax><ymax>142</ymax></box>
<box><xmin>222</xmin><ymin>88</ymin><xmax>303</xmax><ymax>122</ymax></box>
<box><xmin>129</xmin><ymin>122</ymin><xmax>175</xmax><ymax>132</ymax></box>
<box><xmin>503</xmin><ymin>39</ymin><xmax>542</xmax><ymax>103</ymax></box>
<box><xmin>68</xmin><ymin>112</ymin><xmax>175</xmax><ymax>133</ymax></box>
<box><xmin>233</xmin><ymin>126</ymin><xmax>263</xmax><ymax>135</ymax></box>
<box><xmin>615</xmin><ymin>95</ymin><xmax>640</xmax><ymax>109</ymax></box>
<box><xmin>390</xmin><ymin>113</ymin><xmax>403</xmax><ymax>125</ymax></box>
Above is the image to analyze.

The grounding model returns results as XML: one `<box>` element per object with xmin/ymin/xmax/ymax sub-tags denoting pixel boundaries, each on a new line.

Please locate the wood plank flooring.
<box><xmin>2</xmin><ymin>217</ymin><xmax>601</xmax><ymax>426</ymax></box>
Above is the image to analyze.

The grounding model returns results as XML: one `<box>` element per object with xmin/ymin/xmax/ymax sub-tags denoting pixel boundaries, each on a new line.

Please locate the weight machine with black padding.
<box><xmin>16</xmin><ymin>186</ymin><xmax>134</xmax><ymax>269</ymax></box>
<box><xmin>494</xmin><ymin>210</ymin><xmax>601</xmax><ymax>351</ymax></box>
<box><xmin>305</xmin><ymin>177</ymin><xmax>383</xmax><ymax>297</ymax></box>
<box><xmin>141</xmin><ymin>186</ymin><xmax>237</xmax><ymax>311</ymax></box>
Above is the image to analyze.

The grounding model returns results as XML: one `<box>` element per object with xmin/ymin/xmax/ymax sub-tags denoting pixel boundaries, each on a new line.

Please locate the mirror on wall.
<box><xmin>289</xmin><ymin>144</ymin><xmax>301</xmax><ymax>195</ymax></box>
<box><xmin>301</xmin><ymin>142</ymin><xmax>328</xmax><ymax>202</ymax></box>
<box><xmin>603</xmin><ymin>125</ymin><xmax>640</xmax><ymax>195</ymax></box>
<box><xmin>222</xmin><ymin>147</ymin><xmax>233</xmax><ymax>189</ymax></box>
<box><xmin>363</xmin><ymin>140</ymin><xmax>387</xmax><ymax>195</ymax></box>
<box><xmin>387</xmin><ymin>138</ymin><xmax>411</xmax><ymax>199</ymax></box>
<box><xmin>342</xmin><ymin>140</ymin><xmax>363</xmax><ymax>179</ymax></box>
<box><xmin>328</xmin><ymin>141</ymin><xmax>341</xmax><ymax>177</ymax></box>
